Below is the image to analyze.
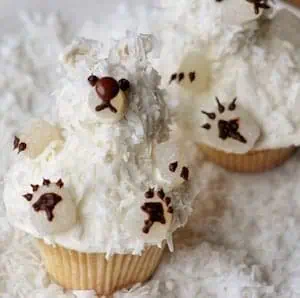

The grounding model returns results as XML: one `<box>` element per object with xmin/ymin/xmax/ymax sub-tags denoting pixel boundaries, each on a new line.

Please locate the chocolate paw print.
<box><xmin>215</xmin><ymin>0</ymin><xmax>269</xmax><ymax>26</ymax></box>
<box><xmin>88</xmin><ymin>75</ymin><xmax>130</xmax><ymax>124</ymax></box>
<box><xmin>23</xmin><ymin>178</ymin><xmax>77</xmax><ymax>235</ymax></box>
<box><xmin>169</xmin><ymin>72</ymin><xmax>196</xmax><ymax>84</ymax></box>
<box><xmin>246</xmin><ymin>0</ymin><xmax>270</xmax><ymax>15</ymax></box>
<box><xmin>13</xmin><ymin>120</ymin><xmax>63</xmax><ymax>159</ymax></box>
<box><xmin>154</xmin><ymin>141</ymin><xmax>190</xmax><ymax>189</ymax></box>
<box><xmin>141</xmin><ymin>188</ymin><xmax>173</xmax><ymax>235</ymax></box>
<box><xmin>168</xmin><ymin>162</ymin><xmax>189</xmax><ymax>181</ymax></box>
<box><xmin>200</xmin><ymin>97</ymin><xmax>261</xmax><ymax>154</ymax></box>
<box><xmin>202</xmin><ymin>97</ymin><xmax>247</xmax><ymax>144</ymax></box>
<box><xmin>168</xmin><ymin>53</ymin><xmax>211</xmax><ymax>95</ymax></box>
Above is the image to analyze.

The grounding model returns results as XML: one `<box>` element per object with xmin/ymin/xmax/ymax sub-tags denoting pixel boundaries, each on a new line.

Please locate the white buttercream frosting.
<box><xmin>4</xmin><ymin>34</ymin><xmax>197</xmax><ymax>255</ymax></box>
<box><xmin>151</xmin><ymin>0</ymin><xmax>300</xmax><ymax>153</ymax></box>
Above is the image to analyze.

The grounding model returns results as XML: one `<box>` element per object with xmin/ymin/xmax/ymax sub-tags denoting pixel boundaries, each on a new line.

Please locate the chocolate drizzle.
<box><xmin>157</xmin><ymin>189</ymin><xmax>165</xmax><ymax>200</ymax></box>
<box><xmin>23</xmin><ymin>193</ymin><xmax>33</xmax><ymax>201</ymax></box>
<box><xmin>43</xmin><ymin>179</ymin><xmax>51</xmax><ymax>186</ymax></box>
<box><xmin>202</xmin><ymin>123</ymin><xmax>211</xmax><ymax>130</ymax></box>
<box><xmin>169</xmin><ymin>73</ymin><xmax>177</xmax><ymax>84</ymax></box>
<box><xmin>145</xmin><ymin>188</ymin><xmax>154</xmax><ymax>199</ymax></box>
<box><xmin>13</xmin><ymin>136</ymin><xmax>20</xmax><ymax>150</ymax></box>
<box><xmin>215</xmin><ymin>97</ymin><xmax>225</xmax><ymax>114</ymax></box>
<box><xmin>31</xmin><ymin>184</ymin><xmax>39</xmax><ymax>192</ymax></box>
<box><xmin>13</xmin><ymin>136</ymin><xmax>27</xmax><ymax>154</ymax></box>
<box><xmin>246</xmin><ymin>0</ymin><xmax>270</xmax><ymax>15</ymax></box>
<box><xmin>189</xmin><ymin>72</ymin><xmax>196</xmax><ymax>82</ymax></box>
<box><xmin>169</xmin><ymin>161</ymin><xmax>178</xmax><ymax>172</ymax></box>
<box><xmin>169</xmin><ymin>71</ymin><xmax>197</xmax><ymax>84</ymax></box>
<box><xmin>180</xmin><ymin>167</ymin><xmax>189</xmax><ymax>181</ymax></box>
<box><xmin>32</xmin><ymin>193</ymin><xmax>62</xmax><ymax>222</ymax></box>
<box><xmin>216</xmin><ymin>0</ymin><xmax>270</xmax><ymax>15</ymax></box>
<box><xmin>202</xmin><ymin>111</ymin><xmax>216</xmax><ymax>120</ymax></box>
<box><xmin>164</xmin><ymin>197</ymin><xmax>171</xmax><ymax>206</ymax></box>
<box><xmin>218</xmin><ymin>119</ymin><xmax>247</xmax><ymax>144</ymax></box>
<box><xmin>56</xmin><ymin>179</ymin><xmax>64</xmax><ymax>189</ymax></box>
<box><xmin>141</xmin><ymin>202</ymin><xmax>166</xmax><ymax>234</ymax></box>
<box><xmin>228</xmin><ymin>97</ymin><xmax>237</xmax><ymax>111</ymax></box>
<box><xmin>178</xmin><ymin>73</ymin><xmax>184</xmax><ymax>82</ymax></box>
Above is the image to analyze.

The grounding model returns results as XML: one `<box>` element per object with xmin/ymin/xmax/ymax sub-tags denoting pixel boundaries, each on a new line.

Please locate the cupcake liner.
<box><xmin>199</xmin><ymin>144</ymin><xmax>297</xmax><ymax>173</ymax></box>
<box><xmin>37</xmin><ymin>240</ymin><xmax>165</xmax><ymax>296</ymax></box>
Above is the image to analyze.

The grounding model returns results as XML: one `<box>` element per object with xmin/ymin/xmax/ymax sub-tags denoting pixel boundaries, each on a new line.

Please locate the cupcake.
<box><xmin>151</xmin><ymin>0</ymin><xmax>298</xmax><ymax>172</ymax></box>
<box><xmin>4</xmin><ymin>34</ymin><xmax>196</xmax><ymax>296</ymax></box>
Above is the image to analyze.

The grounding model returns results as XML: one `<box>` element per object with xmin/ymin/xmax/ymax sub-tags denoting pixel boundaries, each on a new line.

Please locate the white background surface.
<box><xmin>1</xmin><ymin>1</ymin><xmax>300</xmax><ymax>298</ymax></box>
<box><xmin>0</xmin><ymin>0</ymin><xmax>147</xmax><ymax>34</ymax></box>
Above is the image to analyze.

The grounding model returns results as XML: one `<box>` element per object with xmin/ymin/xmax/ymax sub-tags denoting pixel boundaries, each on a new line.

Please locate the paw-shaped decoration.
<box><xmin>13</xmin><ymin>120</ymin><xmax>63</xmax><ymax>159</ymax></box>
<box><xmin>23</xmin><ymin>178</ymin><xmax>77</xmax><ymax>235</ymax></box>
<box><xmin>154</xmin><ymin>141</ymin><xmax>190</xmax><ymax>189</ymax></box>
<box><xmin>200</xmin><ymin>97</ymin><xmax>261</xmax><ymax>154</ymax></box>
<box><xmin>216</xmin><ymin>0</ymin><xmax>270</xmax><ymax>26</ymax></box>
<box><xmin>168</xmin><ymin>52</ymin><xmax>211</xmax><ymax>95</ymax></box>
<box><xmin>88</xmin><ymin>75</ymin><xmax>130</xmax><ymax>124</ymax></box>
<box><xmin>141</xmin><ymin>187</ymin><xmax>173</xmax><ymax>239</ymax></box>
<box><xmin>246</xmin><ymin>0</ymin><xmax>270</xmax><ymax>15</ymax></box>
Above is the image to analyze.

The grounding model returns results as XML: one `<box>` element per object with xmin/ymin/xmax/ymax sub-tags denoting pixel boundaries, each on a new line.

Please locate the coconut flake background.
<box><xmin>1</xmin><ymin>1</ymin><xmax>300</xmax><ymax>297</ymax></box>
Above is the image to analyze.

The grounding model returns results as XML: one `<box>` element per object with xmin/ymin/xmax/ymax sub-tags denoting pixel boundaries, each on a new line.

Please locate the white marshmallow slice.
<box><xmin>88</xmin><ymin>88</ymin><xmax>128</xmax><ymax>124</ymax></box>
<box><xmin>219</xmin><ymin>0</ymin><xmax>265</xmax><ymax>26</ymax></box>
<box><xmin>154</xmin><ymin>141</ymin><xmax>190</xmax><ymax>190</ymax></box>
<box><xmin>200</xmin><ymin>98</ymin><xmax>261</xmax><ymax>154</ymax></box>
<box><xmin>16</xmin><ymin>120</ymin><xmax>63</xmax><ymax>159</ymax></box>
<box><xmin>24</xmin><ymin>180</ymin><xmax>77</xmax><ymax>236</ymax></box>
<box><xmin>168</xmin><ymin>52</ymin><xmax>211</xmax><ymax>96</ymax></box>
<box><xmin>141</xmin><ymin>188</ymin><xmax>173</xmax><ymax>243</ymax></box>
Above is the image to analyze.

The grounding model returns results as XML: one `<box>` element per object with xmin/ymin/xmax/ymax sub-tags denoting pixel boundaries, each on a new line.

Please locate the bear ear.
<box><xmin>118</xmin><ymin>78</ymin><xmax>130</xmax><ymax>92</ymax></box>
<box><xmin>88</xmin><ymin>75</ymin><xmax>99</xmax><ymax>87</ymax></box>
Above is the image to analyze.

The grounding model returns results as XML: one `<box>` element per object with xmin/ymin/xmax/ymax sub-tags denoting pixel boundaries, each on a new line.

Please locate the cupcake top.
<box><xmin>152</xmin><ymin>0</ymin><xmax>300</xmax><ymax>153</ymax></box>
<box><xmin>4</xmin><ymin>34</ymin><xmax>196</xmax><ymax>255</ymax></box>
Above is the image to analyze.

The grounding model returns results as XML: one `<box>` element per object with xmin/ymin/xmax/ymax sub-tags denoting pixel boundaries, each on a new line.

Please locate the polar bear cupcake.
<box><xmin>4</xmin><ymin>34</ymin><xmax>196</xmax><ymax>296</ymax></box>
<box><xmin>151</xmin><ymin>0</ymin><xmax>300</xmax><ymax>172</ymax></box>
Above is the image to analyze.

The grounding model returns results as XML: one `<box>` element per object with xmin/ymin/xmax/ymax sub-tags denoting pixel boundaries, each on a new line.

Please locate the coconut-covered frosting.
<box><xmin>151</xmin><ymin>0</ymin><xmax>300</xmax><ymax>153</ymax></box>
<box><xmin>4</xmin><ymin>34</ymin><xmax>197</xmax><ymax>255</ymax></box>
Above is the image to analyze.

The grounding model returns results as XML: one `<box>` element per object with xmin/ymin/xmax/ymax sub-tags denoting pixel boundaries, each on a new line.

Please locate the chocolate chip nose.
<box><xmin>95</xmin><ymin>77</ymin><xmax>120</xmax><ymax>102</ymax></box>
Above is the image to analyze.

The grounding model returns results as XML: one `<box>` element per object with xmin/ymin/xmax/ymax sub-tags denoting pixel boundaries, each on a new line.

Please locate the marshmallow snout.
<box><xmin>88</xmin><ymin>75</ymin><xmax>130</xmax><ymax>124</ymax></box>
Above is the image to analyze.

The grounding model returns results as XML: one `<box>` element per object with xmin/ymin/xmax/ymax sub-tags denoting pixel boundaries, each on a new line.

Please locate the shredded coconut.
<box><xmin>1</xmin><ymin>2</ymin><xmax>300</xmax><ymax>298</ymax></box>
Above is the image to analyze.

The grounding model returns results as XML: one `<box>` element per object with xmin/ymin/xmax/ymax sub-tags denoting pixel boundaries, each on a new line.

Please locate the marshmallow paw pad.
<box><xmin>13</xmin><ymin>120</ymin><xmax>63</xmax><ymax>159</ymax></box>
<box><xmin>200</xmin><ymin>97</ymin><xmax>261</xmax><ymax>154</ymax></box>
<box><xmin>154</xmin><ymin>141</ymin><xmax>190</xmax><ymax>188</ymax></box>
<box><xmin>168</xmin><ymin>53</ymin><xmax>211</xmax><ymax>95</ymax></box>
<box><xmin>141</xmin><ymin>188</ymin><xmax>173</xmax><ymax>235</ymax></box>
<box><xmin>23</xmin><ymin>178</ymin><xmax>77</xmax><ymax>235</ymax></box>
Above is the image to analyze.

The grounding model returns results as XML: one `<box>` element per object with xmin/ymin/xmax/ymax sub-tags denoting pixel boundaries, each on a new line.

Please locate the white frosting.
<box><xmin>218</xmin><ymin>0</ymin><xmax>265</xmax><ymax>26</ymax></box>
<box><xmin>151</xmin><ymin>0</ymin><xmax>300</xmax><ymax>152</ymax></box>
<box><xmin>16</xmin><ymin>119</ymin><xmax>63</xmax><ymax>159</ymax></box>
<box><xmin>4</xmin><ymin>34</ymin><xmax>196</xmax><ymax>255</ymax></box>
